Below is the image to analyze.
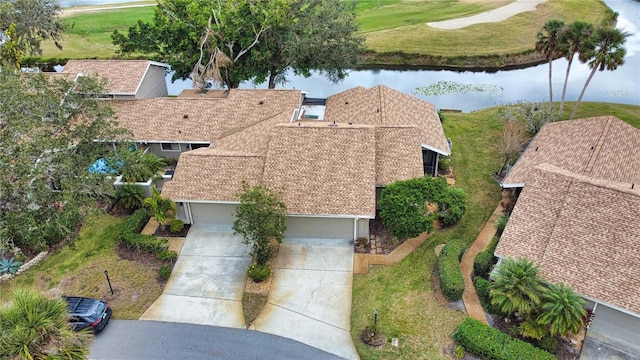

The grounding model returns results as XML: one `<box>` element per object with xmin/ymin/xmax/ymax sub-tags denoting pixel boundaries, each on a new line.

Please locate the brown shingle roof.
<box><xmin>325</xmin><ymin>85</ymin><xmax>450</xmax><ymax>155</ymax></box>
<box><xmin>502</xmin><ymin>116</ymin><xmax>640</xmax><ymax>187</ymax></box>
<box><xmin>61</xmin><ymin>60</ymin><xmax>168</xmax><ymax>95</ymax></box>
<box><xmin>161</xmin><ymin>148</ymin><xmax>264</xmax><ymax>202</ymax></box>
<box><xmin>375</xmin><ymin>126</ymin><xmax>424</xmax><ymax>185</ymax></box>
<box><xmin>496</xmin><ymin>163</ymin><xmax>640</xmax><ymax>315</ymax></box>
<box><xmin>262</xmin><ymin>122</ymin><xmax>377</xmax><ymax>216</ymax></box>
<box><xmin>111</xmin><ymin>89</ymin><xmax>302</xmax><ymax>143</ymax></box>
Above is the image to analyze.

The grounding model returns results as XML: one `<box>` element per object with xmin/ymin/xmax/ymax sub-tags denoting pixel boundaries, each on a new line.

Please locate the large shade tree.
<box><xmin>0</xmin><ymin>288</ymin><xmax>93</xmax><ymax>359</ymax></box>
<box><xmin>535</xmin><ymin>19</ymin><xmax>565</xmax><ymax>105</ymax></box>
<box><xmin>0</xmin><ymin>69</ymin><xmax>129</xmax><ymax>251</ymax></box>
<box><xmin>0</xmin><ymin>0</ymin><xmax>64</xmax><ymax>56</ymax></box>
<box><xmin>570</xmin><ymin>26</ymin><xmax>629</xmax><ymax>119</ymax></box>
<box><xmin>112</xmin><ymin>0</ymin><xmax>364</xmax><ymax>89</ymax></box>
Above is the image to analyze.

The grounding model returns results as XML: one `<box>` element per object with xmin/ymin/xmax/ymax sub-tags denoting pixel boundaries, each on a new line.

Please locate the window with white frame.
<box><xmin>161</xmin><ymin>143</ymin><xmax>181</xmax><ymax>151</ymax></box>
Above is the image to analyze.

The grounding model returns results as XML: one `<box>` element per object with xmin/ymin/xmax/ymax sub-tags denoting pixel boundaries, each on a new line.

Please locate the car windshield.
<box><xmin>90</xmin><ymin>302</ymin><xmax>106</xmax><ymax>320</ymax></box>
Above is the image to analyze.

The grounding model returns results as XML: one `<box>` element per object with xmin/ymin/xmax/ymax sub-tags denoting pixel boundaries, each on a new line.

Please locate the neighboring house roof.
<box><xmin>325</xmin><ymin>85</ymin><xmax>450</xmax><ymax>155</ymax></box>
<box><xmin>111</xmin><ymin>89</ymin><xmax>302</xmax><ymax>143</ymax></box>
<box><xmin>495</xmin><ymin>163</ymin><xmax>640</xmax><ymax>316</ymax></box>
<box><xmin>61</xmin><ymin>60</ymin><xmax>169</xmax><ymax>95</ymax></box>
<box><xmin>502</xmin><ymin>116</ymin><xmax>640</xmax><ymax>188</ymax></box>
<box><xmin>161</xmin><ymin>148</ymin><xmax>264</xmax><ymax>202</ymax></box>
<box><xmin>263</xmin><ymin>122</ymin><xmax>377</xmax><ymax>217</ymax></box>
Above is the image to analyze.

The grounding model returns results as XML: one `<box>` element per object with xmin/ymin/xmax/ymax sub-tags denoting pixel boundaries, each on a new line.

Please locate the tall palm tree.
<box><xmin>558</xmin><ymin>21</ymin><xmax>594</xmax><ymax>116</ymax></box>
<box><xmin>570</xmin><ymin>26</ymin><xmax>629</xmax><ymax>119</ymax></box>
<box><xmin>0</xmin><ymin>288</ymin><xmax>92</xmax><ymax>359</ymax></box>
<box><xmin>536</xmin><ymin>283</ymin><xmax>586</xmax><ymax>336</ymax></box>
<box><xmin>490</xmin><ymin>258</ymin><xmax>547</xmax><ymax>316</ymax></box>
<box><xmin>535</xmin><ymin>19</ymin><xmax>565</xmax><ymax>105</ymax></box>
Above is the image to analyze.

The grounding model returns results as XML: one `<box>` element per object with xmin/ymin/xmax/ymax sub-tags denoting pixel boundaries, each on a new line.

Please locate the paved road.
<box><xmin>91</xmin><ymin>320</ymin><xmax>343</xmax><ymax>360</ymax></box>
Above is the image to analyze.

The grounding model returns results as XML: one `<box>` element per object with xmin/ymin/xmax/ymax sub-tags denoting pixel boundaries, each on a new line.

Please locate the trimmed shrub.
<box><xmin>122</xmin><ymin>233</ymin><xmax>168</xmax><ymax>253</ymax></box>
<box><xmin>495</xmin><ymin>214</ymin><xmax>509</xmax><ymax>234</ymax></box>
<box><xmin>115</xmin><ymin>184</ymin><xmax>145</xmax><ymax>210</ymax></box>
<box><xmin>437</xmin><ymin>186</ymin><xmax>467</xmax><ymax>226</ymax></box>
<box><xmin>159</xmin><ymin>264</ymin><xmax>171</xmax><ymax>280</ymax></box>
<box><xmin>169</xmin><ymin>219</ymin><xmax>185</xmax><ymax>233</ymax></box>
<box><xmin>486</xmin><ymin>236</ymin><xmax>499</xmax><ymax>254</ymax></box>
<box><xmin>247</xmin><ymin>263</ymin><xmax>271</xmax><ymax>283</ymax></box>
<box><xmin>473</xmin><ymin>251</ymin><xmax>495</xmax><ymax>278</ymax></box>
<box><xmin>118</xmin><ymin>209</ymin><xmax>168</xmax><ymax>253</ymax></box>
<box><xmin>536</xmin><ymin>335</ymin><xmax>559</xmax><ymax>354</ymax></box>
<box><xmin>156</xmin><ymin>250</ymin><xmax>178</xmax><ymax>262</ymax></box>
<box><xmin>453</xmin><ymin>318</ymin><xmax>555</xmax><ymax>360</ymax></box>
<box><xmin>379</xmin><ymin>177</ymin><xmax>449</xmax><ymax>239</ymax></box>
<box><xmin>474</xmin><ymin>277</ymin><xmax>502</xmax><ymax>315</ymax></box>
<box><xmin>119</xmin><ymin>209</ymin><xmax>149</xmax><ymax>236</ymax></box>
<box><xmin>437</xmin><ymin>238</ymin><xmax>467</xmax><ymax>301</ymax></box>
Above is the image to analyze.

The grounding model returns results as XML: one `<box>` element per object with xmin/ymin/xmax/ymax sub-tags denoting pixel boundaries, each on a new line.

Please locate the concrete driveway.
<box><xmin>252</xmin><ymin>237</ymin><xmax>358</xmax><ymax>360</ymax></box>
<box><xmin>139</xmin><ymin>224</ymin><xmax>251</xmax><ymax>328</ymax></box>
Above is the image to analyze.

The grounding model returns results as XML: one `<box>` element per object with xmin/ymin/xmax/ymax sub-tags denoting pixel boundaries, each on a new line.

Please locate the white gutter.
<box><xmin>501</xmin><ymin>182</ymin><xmax>525</xmax><ymax>189</ymax></box>
<box><xmin>353</xmin><ymin>218</ymin><xmax>358</xmax><ymax>241</ymax></box>
<box><xmin>286</xmin><ymin>213</ymin><xmax>375</xmax><ymax>219</ymax></box>
<box><xmin>422</xmin><ymin>143</ymin><xmax>450</xmax><ymax>156</ymax></box>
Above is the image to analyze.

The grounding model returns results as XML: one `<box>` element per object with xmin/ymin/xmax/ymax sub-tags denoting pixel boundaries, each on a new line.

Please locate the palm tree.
<box><xmin>570</xmin><ymin>26</ymin><xmax>629</xmax><ymax>119</ymax></box>
<box><xmin>490</xmin><ymin>258</ymin><xmax>547</xmax><ymax>317</ymax></box>
<box><xmin>535</xmin><ymin>19</ymin><xmax>565</xmax><ymax>105</ymax></box>
<box><xmin>144</xmin><ymin>186</ymin><xmax>176</xmax><ymax>230</ymax></box>
<box><xmin>558</xmin><ymin>21</ymin><xmax>594</xmax><ymax>116</ymax></box>
<box><xmin>0</xmin><ymin>288</ymin><xmax>92</xmax><ymax>359</ymax></box>
<box><xmin>536</xmin><ymin>283</ymin><xmax>586</xmax><ymax>336</ymax></box>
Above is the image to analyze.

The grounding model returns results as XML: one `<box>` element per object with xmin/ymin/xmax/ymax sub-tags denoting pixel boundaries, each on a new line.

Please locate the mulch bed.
<box><xmin>491</xmin><ymin>315</ymin><xmax>582</xmax><ymax>360</ymax></box>
<box><xmin>153</xmin><ymin>224</ymin><xmax>191</xmax><ymax>238</ymax></box>
<box><xmin>355</xmin><ymin>218</ymin><xmax>399</xmax><ymax>254</ymax></box>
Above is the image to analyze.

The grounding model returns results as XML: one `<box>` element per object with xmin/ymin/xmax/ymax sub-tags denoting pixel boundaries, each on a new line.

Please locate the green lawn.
<box><xmin>40</xmin><ymin>6</ymin><xmax>155</xmax><ymax>59</ymax></box>
<box><xmin>37</xmin><ymin>0</ymin><xmax>609</xmax><ymax>61</ymax></box>
<box><xmin>0</xmin><ymin>213</ymin><xmax>164</xmax><ymax>320</ymax></box>
<box><xmin>350</xmin><ymin>102</ymin><xmax>640</xmax><ymax>359</ymax></box>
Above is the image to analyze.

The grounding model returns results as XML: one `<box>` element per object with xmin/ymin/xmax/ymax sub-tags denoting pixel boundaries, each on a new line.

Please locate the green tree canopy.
<box><xmin>233</xmin><ymin>182</ymin><xmax>287</xmax><ymax>265</ymax></box>
<box><xmin>0</xmin><ymin>288</ymin><xmax>92</xmax><ymax>359</ymax></box>
<box><xmin>535</xmin><ymin>19</ymin><xmax>565</xmax><ymax>105</ymax></box>
<box><xmin>0</xmin><ymin>0</ymin><xmax>64</xmax><ymax>56</ymax></box>
<box><xmin>571</xmin><ymin>25</ymin><xmax>629</xmax><ymax>119</ymax></box>
<box><xmin>0</xmin><ymin>69</ymin><xmax>129</xmax><ymax>251</ymax></box>
<box><xmin>112</xmin><ymin>0</ymin><xmax>364</xmax><ymax>89</ymax></box>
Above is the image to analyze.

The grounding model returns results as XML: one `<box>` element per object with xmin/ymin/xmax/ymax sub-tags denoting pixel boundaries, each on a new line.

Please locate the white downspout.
<box><xmin>353</xmin><ymin>218</ymin><xmax>358</xmax><ymax>241</ymax></box>
<box><xmin>186</xmin><ymin>202</ymin><xmax>194</xmax><ymax>224</ymax></box>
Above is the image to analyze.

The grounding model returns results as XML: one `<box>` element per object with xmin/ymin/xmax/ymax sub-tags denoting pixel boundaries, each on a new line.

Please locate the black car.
<box><xmin>64</xmin><ymin>296</ymin><xmax>112</xmax><ymax>333</ymax></box>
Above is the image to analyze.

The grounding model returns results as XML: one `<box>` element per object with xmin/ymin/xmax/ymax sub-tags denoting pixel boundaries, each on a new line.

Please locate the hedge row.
<box><xmin>474</xmin><ymin>277</ymin><xmax>502</xmax><ymax>315</ymax></box>
<box><xmin>118</xmin><ymin>209</ymin><xmax>168</xmax><ymax>253</ymax></box>
<box><xmin>453</xmin><ymin>318</ymin><xmax>556</xmax><ymax>360</ymax></box>
<box><xmin>437</xmin><ymin>238</ymin><xmax>467</xmax><ymax>301</ymax></box>
<box><xmin>473</xmin><ymin>236</ymin><xmax>500</xmax><ymax>278</ymax></box>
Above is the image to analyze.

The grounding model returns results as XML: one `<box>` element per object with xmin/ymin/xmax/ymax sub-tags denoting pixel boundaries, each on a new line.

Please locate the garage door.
<box><xmin>588</xmin><ymin>304</ymin><xmax>640</xmax><ymax>354</ymax></box>
<box><xmin>285</xmin><ymin>217</ymin><xmax>353</xmax><ymax>239</ymax></box>
<box><xmin>189</xmin><ymin>203</ymin><xmax>238</xmax><ymax>226</ymax></box>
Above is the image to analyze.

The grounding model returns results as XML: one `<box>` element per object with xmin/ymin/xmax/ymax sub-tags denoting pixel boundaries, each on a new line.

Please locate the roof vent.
<box><xmin>183</xmin><ymin>114</ymin><xmax>188</xmax><ymax>119</ymax></box>
<box><xmin>633</xmin><ymin>183</ymin><xmax>635</xmax><ymax>189</ymax></box>
<box><xmin>258</xmin><ymin>100</ymin><xmax>264</xmax><ymax>105</ymax></box>
<box><xmin>535</xmin><ymin>146</ymin><xmax>538</xmax><ymax>151</ymax></box>
<box><xmin>344</xmin><ymin>101</ymin><xmax>349</xmax><ymax>105</ymax></box>
<box><xmin>329</xmin><ymin>121</ymin><xmax>337</xmax><ymax>127</ymax></box>
<box><xmin>348</xmin><ymin>122</ymin><xmax>353</xmax><ymax>125</ymax></box>
<box><xmin>591</xmin><ymin>146</ymin><xmax>594</xmax><ymax>150</ymax></box>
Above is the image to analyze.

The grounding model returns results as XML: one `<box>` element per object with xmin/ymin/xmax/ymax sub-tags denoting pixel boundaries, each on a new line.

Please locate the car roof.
<box><xmin>65</xmin><ymin>296</ymin><xmax>102</xmax><ymax>316</ymax></box>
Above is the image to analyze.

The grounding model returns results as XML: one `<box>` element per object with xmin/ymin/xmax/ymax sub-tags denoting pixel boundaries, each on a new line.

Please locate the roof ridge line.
<box><xmin>584</xmin><ymin>116</ymin><xmax>613</xmax><ymax>175</ymax></box>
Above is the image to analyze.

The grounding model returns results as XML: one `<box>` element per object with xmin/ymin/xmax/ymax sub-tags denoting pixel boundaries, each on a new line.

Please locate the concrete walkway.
<box><xmin>252</xmin><ymin>237</ymin><xmax>358</xmax><ymax>360</ymax></box>
<box><xmin>140</xmin><ymin>224</ymin><xmax>251</xmax><ymax>328</ymax></box>
<box><xmin>428</xmin><ymin>0</ymin><xmax>548</xmax><ymax>30</ymax></box>
<box><xmin>459</xmin><ymin>204</ymin><xmax>503</xmax><ymax>325</ymax></box>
